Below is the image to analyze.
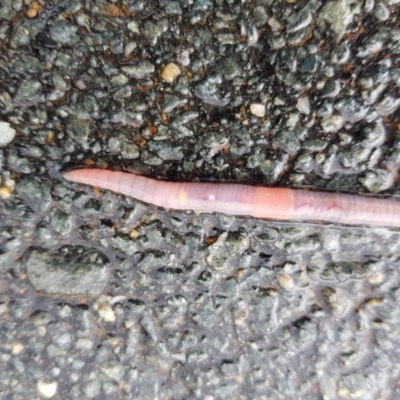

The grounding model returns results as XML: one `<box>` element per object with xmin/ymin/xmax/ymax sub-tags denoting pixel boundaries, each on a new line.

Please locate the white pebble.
<box><xmin>76</xmin><ymin>338</ymin><xmax>94</xmax><ymax>350</ymax></box>
<box><xmin>127</xmin><ymin>21</ymin><xmax>140</xmax><ymax>34</ymax></box>
<box><xmin>161</xmin><ymin>63</ymin><xmax>181</xmax><ymax>83</ymax></box>
<box><xmin>37</xmin><ymin>326</ymin><xmax>46</xmax><ymax>336</ymax></box>
<box><xmin>0</xmin><ymin>121</ymin><xmax>16</xmax><ymax>147</ymax></box>
<box><xmin>277</xmin><ymin>274</ymin><xmax>294</xmax><ymax>290</ymax></box>
<box><xmin>268</xmin><ymin>17</ymin><xmax>283</xmax><ymax>32</ymax></box>
<box><xmin>321</xmin><ymin>115</ymin><xmax>344</xmax><ymax>133</ymax></box>
<box><xmin>250</xmin><ymin>103</ymin><xmax>266</xmax><ymax>117</ymax></box>
<box><xmin>37</xmin><ymin>379</ymin><xmax>58</xmax><ymax>399</ymax></box>
<box><xmin>375</xmin><ymin>3</ymin><xmax>390</xmax><ymax>21</ymax></box>
<box><xmin>286</xmin><ymin>113</ymin><xmax>299</xmax><ymax>127</ymax></box>
<box><xmin>5</xmin><ymin>179</ymin><xmax>15</xmax><ymax>191</ymax></box>
<box><xmin>0</xmin><ymin>187</ymin><xmax>12</xmax><ymax>199</ymax></box>
<box><xmin>12</xmin><ymin>342</ymin><xmax>24</xmax><ymax>355</ymax></box>
<box><xmin>124</xmin><ymin>41</ymin><xmax>137</xmax><ymax>57</ymax></box>
<box><xmin>245</xmin><ymin>25</ymin><xmax>259</xmax><ymax>46</ymax></box>
<box><xmin>98</xmin><ymin>303</ymin><xmax>116</xmax><ymax>322</ymax></box>
<box><xmin>177</xmin><ymin>50</ymin><xmax>190</xmax><ymax>66</ymax></box>
<box><xmin>296</xmin><ymin>96</ymin><xmax>311</xmax><ymax>115</ymax></box>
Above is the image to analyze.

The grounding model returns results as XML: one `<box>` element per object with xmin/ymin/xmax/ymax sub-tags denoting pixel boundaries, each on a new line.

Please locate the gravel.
<box><xmin>1</xmin><ymin>0</ymin><xmax>400</xmax><ymax>398</ymax></box>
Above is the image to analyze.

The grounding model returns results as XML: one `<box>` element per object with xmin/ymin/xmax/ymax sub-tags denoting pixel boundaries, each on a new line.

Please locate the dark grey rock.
<box><xmin>26</xmin><ymin>246</ymin><xmax>110</xmax><ymax>295</ymax></box>
<box><xmin>49</xmin><ymin>23</ymin><xmax>79</xmax><ymax>45</ymax></box>
<box><xmin>108</xmin><ymin>134</ymin><xmax>140</xmax><ymax>160</ymax></box>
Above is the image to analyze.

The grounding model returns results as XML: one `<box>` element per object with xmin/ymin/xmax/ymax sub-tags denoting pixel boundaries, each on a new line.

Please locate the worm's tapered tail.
<box><xmin>64</xmin><ymin>169</ymin><xmax>400</xmax><ymax>227</ymax></box>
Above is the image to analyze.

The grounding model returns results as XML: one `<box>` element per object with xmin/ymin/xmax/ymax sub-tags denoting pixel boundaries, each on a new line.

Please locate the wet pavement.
<box><xmin>1</xmin><ymin>0</ymin><xmax>400</xmax><ymax>398</ymax></box>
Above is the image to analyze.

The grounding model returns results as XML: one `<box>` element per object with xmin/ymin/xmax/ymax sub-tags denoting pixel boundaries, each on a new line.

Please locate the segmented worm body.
<box><xmin>64</xmin><ymin>169</ymin><xmax>400</xmax><ymax>227</ymax></box>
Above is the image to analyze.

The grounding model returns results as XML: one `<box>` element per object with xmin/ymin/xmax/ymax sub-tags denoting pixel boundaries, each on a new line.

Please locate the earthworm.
<box><xmin>64</xmin><ymin>168</ymin><xmax>400</xmax><ymax>227</ymax></box>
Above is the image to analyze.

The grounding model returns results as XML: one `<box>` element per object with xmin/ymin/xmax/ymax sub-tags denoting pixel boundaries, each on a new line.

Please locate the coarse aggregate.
<box><xmin>1</xmin><ymin>0</ymin><xmax>400</xmax><ymax>398</ymax></box>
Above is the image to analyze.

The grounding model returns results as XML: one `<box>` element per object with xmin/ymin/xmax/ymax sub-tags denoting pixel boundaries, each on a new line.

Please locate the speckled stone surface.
<box><xmin>1</xmin><ymin>0</ymin><xmax>400</xmax><ymax>399</ymax></box>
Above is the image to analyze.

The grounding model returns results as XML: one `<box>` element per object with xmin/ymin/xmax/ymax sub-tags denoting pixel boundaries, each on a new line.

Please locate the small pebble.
<box><xmin>374</xmin><ymin>3</ymin><xmax>389</xmax><ymax>21</ymax></box>
<box><xmin>250</xmin><ymin>103</ymin><xmax>266</xmax><ymax>117</ymax></box>
<box><xmin>37</xmin><ymin>379</ymin><xmax>58</xmax><ymax>399</ymax></box>
<box><xmin>99</xmin><ymin>304</ymin><xmax>116</xmax><ymax>322</ymax></box>
<box><xmin>161</xmin><ymin>63</ymin><xmax>181</xmax><ymax>83</ymax></box>
<box><xmin>94</xmin><ymin>296</ymin><xmax>116</xmax><ymax>322</ymax></box>
<box><xmin>0</xmin><ymin>121</ymin><xmax>16</xmax><ymax>147</ymax></box>
<box><xmin>127</xmin><ymin>21</ymin><xmax>140</xmax><ymax>34</ymax></box>
<box><xmin>130</xmin><ymin>229</ymin><xmax>140</xmax><ymax>239</ymax></box>
<box><xmin>76</xmin><ymin>338</ymin><xmax>94</xmax><ymax>350</ymax></box>
<box><xmin>296</xmin><ymin>97</ymin><xmax>311</xmax><ymax>115</ymax></box>
<box><xmin>0</xmin><ymin>186</ymin><xmax>12</xmax><ymax>199</ymax></box>
<box><xmin>27</xmin><ymin>2</ymin><xmax>43</xmax><ymax>18</ymax></box>
<box><xmin>268</xmin><ymin>17</ymin><xmax>283</xmax><ymax>32</ymax></box>
<box><xmin>177</xmin><ymin>50</ymin><xmax>190</xmax><ymax>66</ymax></box>
<box><xmin>11</xmin><ymin>342</ymin><xmax>24</xmax><ymax>355</ymax></box>
<box><xmin>321</xmin><ymin>115</ymin><xmax>344</xmax><ymax>133</ymax></box>
<box><xmin>277</xmin><ymin>274</ymin><xmax>294</xmax><ymax>290</ymax></box>
<box><xmin>124</xmin><ymin>42</ymin><xmax>137</xmax><ymax>57</ymax></box>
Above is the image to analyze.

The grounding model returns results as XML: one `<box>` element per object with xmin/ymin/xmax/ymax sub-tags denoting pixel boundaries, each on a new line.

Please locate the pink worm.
<box><xmin>64</xmin><ymin>168</ymin><xmax>400</xmax><ymax>227</ymax></box>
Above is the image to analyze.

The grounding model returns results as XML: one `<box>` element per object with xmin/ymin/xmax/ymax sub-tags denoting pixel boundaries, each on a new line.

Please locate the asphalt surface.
<box><xmin>1</xmin><ymin>0</ymin><xmax>400</xmax><ymax>399</ymax></box>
